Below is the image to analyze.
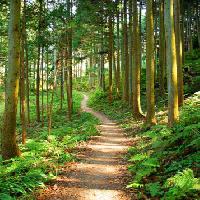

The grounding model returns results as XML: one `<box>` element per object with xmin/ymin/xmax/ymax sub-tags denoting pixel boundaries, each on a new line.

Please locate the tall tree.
<box><xmin>2</xmin><ymin>0</ymin><xmax>21</xmax><ymax>160</ymax></box>
<box><xmin>146</xmin><ymin>0</ymin><xmax>156</xmax><ymax>125</ymax></box>
<box><xmin>174</xmin><ymin>0</ymin><xmax>184</xmax><ymax>106</ymax></box>
<box><xmin>20</xmin><ymin>0</ymin><xmax>27</xmax><ymax>144</ymax></box>
<box><xmin>132</xmin><ymin>0</ymin><xmax>143</xmax><ymax>117</ymax></box>
<box><xmin>159</xmin><ymin>0</ymin><xmax>166</xmax><ymax>96</ymax></box>
<box><xmin>108</xmin><ymin>13</ymin><xmax>113</xmax><ymax>103</ymax></box>
<box><xmin>123</xmin><ymin>0</ymin><xmax>129</xmax><ymax>102</ymax></box>
<box><xmin>165</xmin><ymin>0</ymin><xmax>179</xmax><ymax>126</ymax></box>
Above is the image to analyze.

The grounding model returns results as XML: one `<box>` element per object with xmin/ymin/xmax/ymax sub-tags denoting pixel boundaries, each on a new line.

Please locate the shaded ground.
<box><xmin>37</xmin><ymin>95</ymin><xmax>134</xmax><ymax>200</ymax></box>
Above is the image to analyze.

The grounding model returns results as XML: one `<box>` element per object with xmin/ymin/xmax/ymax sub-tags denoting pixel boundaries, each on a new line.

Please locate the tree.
<box><xmin>164</xmin><ymin>0</ymin><xmax>179</xmax><ymax>126</ymax></box>
<box><xmin>123</xmin><ymin>0</ymin><xmax>129</xmax><ymax>102</ymax></box>
<box><xmin>159</xmin><ymin>0</ymin><xmax>166</xmax><ymax>96</ymax></box>
<box><xmin>146</xmin><ymin>0</ymin><xmax>156</xmax><ymax>125</ymax></box>
<box><xmin>132</xmin><ymin>0</ymin><xmax>143</xmax><ymax>118</ymax></box>
<box><xmin>2</xmin><ymin>0</ymin><xmax>21</xmax><ymax>160</ymax></box>
<box><xmin>20</xmin><ymin>0</ymin><xmax>27</xmax><ymax>144</ymax></box>
<box><xmin>174</xmin><ymin>0</ymin><xmax>184</xmax><ymax>106</ymax></box>
<box><xmin>108</xmin><ymin>13</ymin><xmax>113</xmax><ymax>103</ymax></box>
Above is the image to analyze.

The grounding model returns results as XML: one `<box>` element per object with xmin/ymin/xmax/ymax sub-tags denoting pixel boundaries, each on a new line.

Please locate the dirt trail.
<box><xmin>38</xmin><ymin>95</ymin><xmax>133</xmax><ymax>200</ymax></box>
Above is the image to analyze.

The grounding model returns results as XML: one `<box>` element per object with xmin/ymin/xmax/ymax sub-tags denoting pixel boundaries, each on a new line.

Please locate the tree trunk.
<box><xmin>164</xmin><ymin>0</ymin><xmax>179</xmax><ymax>126</ymax></box>
<box><xmin>116</xmin><ymin>5</ymin><xmax>121</xmax><ymax>97</ymax></box>
<box><xmin>174</xmin><ymin>0</ymin><xmax>184</xmax><ymax>106</ymax></box>
<box><xmin>146</xmin><ymin>0</ymin><xmax>156</xmax><ymax>125</ymax></box>
<box><xmin>2</xmin><ymin>0</ymin><xmax>21</xmax><ymax>160</ymax></box>
<box><xmin>132</xmin><ymin>0</ymin><xmax>143</xmax><ymax>117</ymax></box>
<box><xmin>24</xmin><ymin>0</ymin><xmax>30</xmax><ymax>125</ymax></box>
<box><xmin>41</xmin><ymin>46</ymin><xmax>44</xmax><ymax>127</ymax></box>
<box><xmin>48</xmin><ymin>49</ymin><xmax>58</xmax><ymax>135</ymax></box>
<box><xmin>129</xmin><ymin>0</ymin><xmax>133</xmax><ymax>105</ymax></box>
<box><xmin>123</xmin><ymin>0</ymin><xmax>129</xmax><ymax>102</ymax></box>
<box><xmin>20</xmin><ymin>1</ymin><xmax>27</xmax><ymax>144</ymax></box>
<box><xmin>159</xmin><ymin>0</ymin><xmax>166</xmax><ymax>96</ymax></box>
<box><xmin>108</xmin><ymin>14</ymin><xmax>113</xmax><ymax>103</ymax></box>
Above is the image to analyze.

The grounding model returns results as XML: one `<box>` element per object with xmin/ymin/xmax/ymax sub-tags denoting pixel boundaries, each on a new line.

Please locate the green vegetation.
<box><xmin>89</xmin><ymin>86</ymin><xmax>200</xmax><ymax>199</ymax></box>
<box><xmin>1</xmin><ymin>0</ymin><xmax>200</xmax><ymax>199</ymax></box>
<box><xmin>0</xmin><ymin>91</ymin><xmax>99</xmax><ymax>199</ymax></box>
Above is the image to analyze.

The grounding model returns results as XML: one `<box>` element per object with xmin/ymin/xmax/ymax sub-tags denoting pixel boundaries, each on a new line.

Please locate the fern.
<box><xmin>164</xmin><ymin>168</ymin><xmax>200</xmax><ymax>199</ymax></box>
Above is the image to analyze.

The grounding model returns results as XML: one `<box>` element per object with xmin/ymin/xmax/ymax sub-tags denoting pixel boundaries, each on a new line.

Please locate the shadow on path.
<box><xmin>37</xmin><ymin>95</ymin><xmax>134</xmax><ymax>200</ymax></box>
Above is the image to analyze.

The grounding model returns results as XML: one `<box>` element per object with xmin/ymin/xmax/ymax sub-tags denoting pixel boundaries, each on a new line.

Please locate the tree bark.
<box><xmin>108</xmin><ymin>14</ymin><xmax>113</xmax><ymax>103</ymax></box>
<box><xmin>164</xmin><ymin>0</ymin><xmax>179</xmax><ymax>126</ymax></box>
<box><xmin>20</xmin><ymin>1</ymin><xmax>27</xmax><ymax>144</ymax></box>
<box><xmin>146</xmin><ymin>0</ymin><xmax>156</xmax><ymax>125</ymax></box>
<box><xmin>174</xmin><ymin>0</ymin><xmax>184</xmax><ymax>106</ymax></box>
<box><xmin>132</xmin><ymin>0</ymin><xmax>143</xmax><ymax>117</ymax></box>
<box><xmin>159</xmin><ymin>0</ymin><xmax>166</xmax><ymax>96</ymax></box>
<box><xmin>123</xmin><ymin>0</ymin><xmax>129</xmax><ymax>102</ymax></box>
<box><xmin>2</xmin><ymin>0</ymin><xmax>21</xmax><ymax>160</ymax></box>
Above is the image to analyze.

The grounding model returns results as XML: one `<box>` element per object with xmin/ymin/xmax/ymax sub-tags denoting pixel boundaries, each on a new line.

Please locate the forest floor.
<box><xmin>37</xmin><ymin>94</ymin><xmax>134</xmax><ymax>200</ymax></box>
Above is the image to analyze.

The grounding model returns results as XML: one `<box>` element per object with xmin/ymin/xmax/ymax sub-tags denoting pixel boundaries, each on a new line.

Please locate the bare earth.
<box><xmin>37</xmin><ymin>95</ymin><xmax>134</xmax><ymax>200</ymax></box>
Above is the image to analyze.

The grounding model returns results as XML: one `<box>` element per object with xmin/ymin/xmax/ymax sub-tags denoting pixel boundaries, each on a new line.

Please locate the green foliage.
<box><xmin>146</xmin><ymin>182</ymin><xmax>163</xmax><ymax>197</ymax></box>
<box><xmin>0</xmin><ymin>90</ymin><xmax>99</xmax><ymax>199</ymax></box>
<box><xmin>127</xmin><ymin>92</ymin><xmax>200</xmax><ymax>199</ymax></box>
<box><xmin>163</xmin><ymin>169</ymin><xmax>200</xmax><ymax>200</ymax></box>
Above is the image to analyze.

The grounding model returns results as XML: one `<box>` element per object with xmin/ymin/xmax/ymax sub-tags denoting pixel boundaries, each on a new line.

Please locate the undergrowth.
<box><xmin>0</xmin><ymin>91</ymin><xmax>99</xmax><ymax>200</ymax></box>
<box><xmin>89</xmin><ymin>89</ymin><xmax>200</xmax><ymax>199</ymax></box>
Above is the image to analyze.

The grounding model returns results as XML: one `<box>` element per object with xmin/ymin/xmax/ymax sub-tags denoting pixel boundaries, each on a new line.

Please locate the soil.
<box><xmin>37</xmin><ymin>95</ymin><xmax>134</xmax><ymax>200</ymax></box>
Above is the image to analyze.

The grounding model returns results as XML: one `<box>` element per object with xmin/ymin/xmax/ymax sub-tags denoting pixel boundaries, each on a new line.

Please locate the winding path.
<box><xmin>38</xmin><ymin>95</ymin><xmax>133</xmax><ymax>200</ymax></box>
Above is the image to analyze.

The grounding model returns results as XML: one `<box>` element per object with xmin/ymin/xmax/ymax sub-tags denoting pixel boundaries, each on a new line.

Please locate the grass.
<box><xmin>0</xmin><ymin>90</ymin><xmax>100</xmax><ymax>200</ymax></box>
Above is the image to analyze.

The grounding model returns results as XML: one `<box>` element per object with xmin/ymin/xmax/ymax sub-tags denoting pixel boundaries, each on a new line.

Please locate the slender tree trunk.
<box><xmin>146</xmin><ymin>0</ymin><xmax>156</xmax><ymax>125</ymax></box>
<box><xmin>129</xmin><ymin>0</ymin><xmax>133</xmax><ymax>105</ymax></box>
<box><xmin>132</xmin><ymin>0</ymin><xmax>143</xmax><ymax>117</ymax></box>
<box><xmin>20</xmin><ymin>1</ymin><xmax>27</xmax><ymax>144</ymax></box>
<box><xmin>41</xmin><ymin>46</ymin><xmax>44</xmax><ymax>127</ymax></box>
<box><xmin>60</xmin><ymin>52</ymin><xmax>64</xmax><ymax>110</ymax></box>
<box><xmin>24</xmin><ymin>0</ymin><xmax>30</xmax><ymax>125</ymax></box>
<box><xmin>116</xmin><ymin>5</ymin><xmax>121</xmax><ymax>97</ymax></box>
<box><xmin>46</xmin><ymin>48</ymin><xmax>49</xmax><ymax>107</ymax></box>
<box><xmin>159</xmin><ymin>0</ymin><xmax>166</xmax><ymax>96</ymax></box>
<box><xmin>48</xmin><ymin>49</ymin><xmax>58</xmax><ymax>135</ymax></box>
<box><xmin>108</xmin><ymin>14</ymin><xmax>113</xmax><ymax>103</ymax></box>
<box><xmin>2</xmin><ymin>0</ymin><xmax>21</xmax><ymax>160</ymax></box>
<box><xmin>123</xmin><ymin>0</ymin><xmax>129</xmax><ymax>102</ymax></box>
<box><xmin>66</xmin><ymin>0</ymin><xmax>73</xmax><ymax>120</ymax></box>
<box><xmin>174</xmin><ymin>0</ymin><xmax>184</xmax><ymax>106</ymax></box>
<box><xmin>165</xmin><ymin>0</ymin><xmax>179</xmax><ymax>126</ymax></box>
<box><xmin>36</xmin><ymin>45</ymin><xmax>40</xmax><ymax>122</ymax></box>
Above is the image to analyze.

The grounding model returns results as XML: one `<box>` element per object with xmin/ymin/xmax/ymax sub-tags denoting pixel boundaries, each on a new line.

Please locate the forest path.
<box><xmin>37</xmin><ymin>94</ymin><xmax>133</xmax><ymax>200</ymax></box>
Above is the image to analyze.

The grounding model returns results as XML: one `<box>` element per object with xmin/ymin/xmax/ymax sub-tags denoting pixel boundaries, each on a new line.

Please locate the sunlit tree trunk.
<box><xmin>2</xmin><ymin>0</ymin><xmax>21</xmax><ymax>160</ymax></box>
<box><xmin>132</xmin><ymin>0</ymin><xmax>143</xmax><ymax>117</ymax></box>
<box><xmin>146</xmin><ymin>0</ymin><xmax>156</xmax><ymax>125</ymax></box>
<box><xmin>174</xmin><ymin>0</ymin><xmax>184</xmax><ymax>106</ymax></box>
<box><xmin>165</xmin><ymin>0</ymin><xmax>179</xmax><ymax>126</ymax></box>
